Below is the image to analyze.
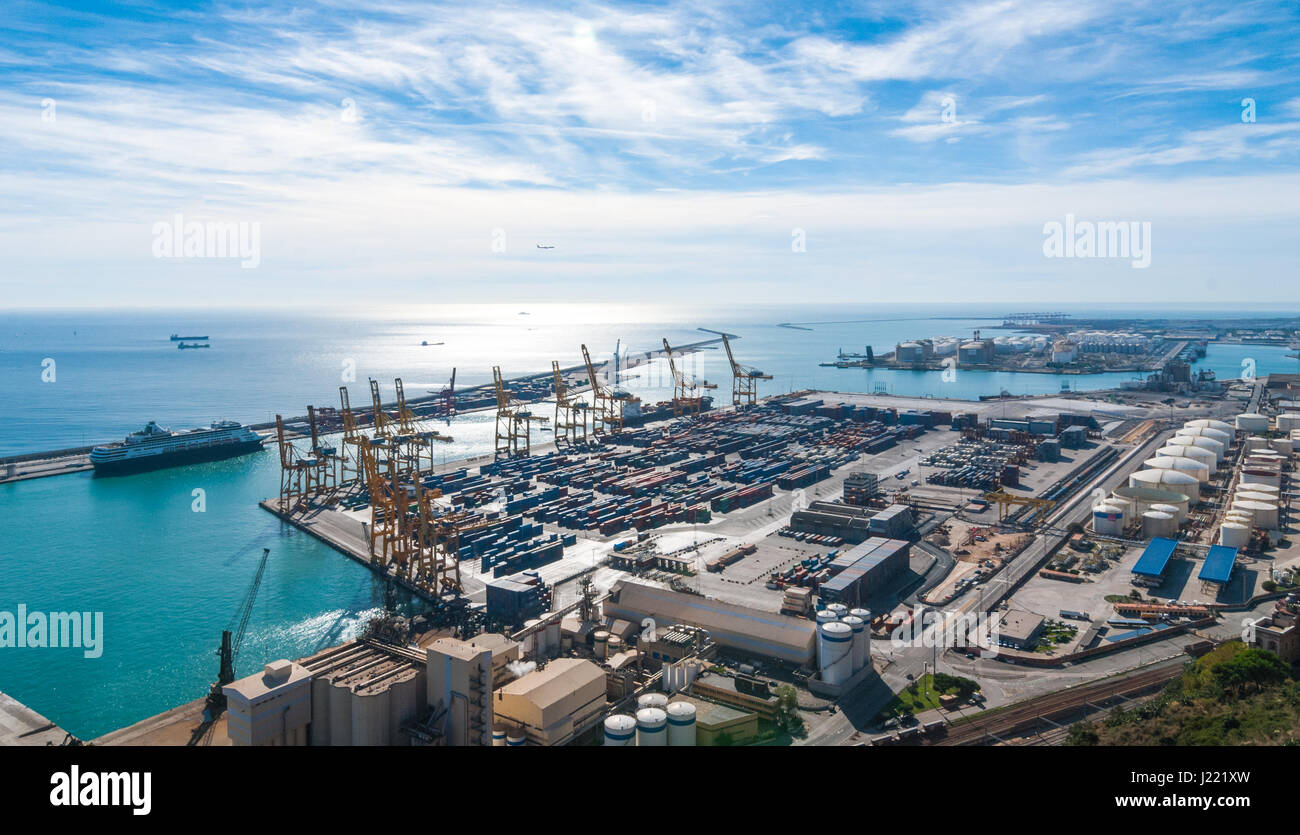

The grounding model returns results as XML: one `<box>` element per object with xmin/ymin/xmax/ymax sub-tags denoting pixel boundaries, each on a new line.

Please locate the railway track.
<box><xmin>930</xmin><ymin>662</ymin><xmax>1183</xmax><ymax>746</ymax></box>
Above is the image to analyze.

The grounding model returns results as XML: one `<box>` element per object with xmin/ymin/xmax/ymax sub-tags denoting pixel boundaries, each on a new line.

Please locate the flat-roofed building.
<box><xmin>604</xmin><ymin>580</ymin><xmax>817</xmax><ymax>666</ymax></box>
<box><xmin>669</xmin><ymin>695</ymin><xmax>758</xmax><ymax>746</ymax></box>
<box><xmin>427</xmin><ymin>637</ymin><xmax>495</xmax><ymax>746</ymax></box>
<box><xmin>997</xmin><ymin>610</ymin><xmax>1045</xmax><ymax>650</ymax></box>
<box><xmin>223</xmin><ymin>660</ymin><xmax>313</xmax><ymax>746</ymax></box>
<box><xmin>689</xmin><ymin>672</ymin><xmax>778</xmax><ymax>719</ymax></box>
<box><xmin>492</xmin><ymin>658</ymin><xmax>606</xmax><ymax>746</ymax></box>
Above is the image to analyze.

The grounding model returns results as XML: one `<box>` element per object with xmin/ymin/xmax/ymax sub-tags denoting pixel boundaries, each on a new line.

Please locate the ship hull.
<box><xmin>90</xmin><ymin>439</ymin><xmax>264</xmax><ymax>476</ymax></box>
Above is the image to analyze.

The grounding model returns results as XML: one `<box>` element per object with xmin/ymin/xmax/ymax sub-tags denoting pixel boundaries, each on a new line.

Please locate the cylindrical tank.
<box><xmin>1143</xmin><ymin>455</ymin><xmax>1209</xmax><ymax>483</ymax></box>
<box><xmin>1269</xmin><ymin>437</ymin><xmax>1293</xmax><ymax>455</ymax></box>
<box><xmin>1178</xmin><ymin>425</ymin><xmax>1232</xmax><ymax>446</ymax></box>
<box><xmin>492</xmin><ymin>729</ymin><xmax>507</xmax><ymax>747</ymax></box>
<box><xmin>351</xmin><ymin>687</ymin><xmax>391</xmax><ymax>746</ymax></box>
<box><xmin>1149</xmin><ymin>503</ymin><xmax>1183</xmax><ymax>524</ymax></box>
<box><xmin>1233</xmin><ymin>500</ymin><xmax>1278</xmax><ymax>529</ymax></box>
<box><xmin>606</xmin><ymin>634</ymin><xmax>623</xmax><ymax>659</ymax></box>
<box><xmin>1237</xmin><ymin>482</ymin><xmax>1279</xmax><ymax>496</ymax></box>
<box><xmin>1276</xmin><ymin>413</ymin><xmax>1300</xmax><ymax>432</ymax></box>
<box><xmin>545</xmin><ymin>619</ymin><xmax>561</xmax><ymax>655</ymax></box>
<box><xmin>841</xmin><ymin>615</ymin><xmax>866</xmax><ymax>673</ymax></box>
<box><xmin>817</xmin><ymin>621</ymin><xmax>854</xmax><ymax>686</ymax></box>
<box><xmin>1236</xmin><ymin>490</ymin><xmax>1276</xmax><ymax>504</ymax></box>
<box><xmin>666</xmin><ymin>701</ymin><xmax>697</xmax><ymax>747</ymax></box>
<box><xmin>815</xmin><ymin>608</ymin><xmax>839</xmax><ymax>624</ymax></box>
<box><xmin>523</xmin><ymin>619</ymin><xmax>542</xmax><ymax>656</ymax></box>
<box><xmin>1236</xmin><ymin>413</ymin><xmax>1269</xmax><ymax>434</ymax></box>
<box><xmin>1219</xmin><ymin>522</ymin><xmax>1250</xmax><ymax>549</ymax></box>
<box><xmin>507</xmin><ymin>733</ymin><xmax>527</xmax><ymax>747</ymax></box>
<box><xmin>1172</xmin><ymin>434</ymin><xmax>1225</xmax><ymax>462</ymax></box>
<box><xmin>1093</xmin><ymin>504</ymin><xmax>1124</xmax><ymax>536</ymax></box>
<box><xmin>1157</xmin><ymin>444</ymin><xmax>1217</xmax><ymax>474</ymax></box>
<box><xmin>1128</xmin><ymin>469</ymin><xmax>1200</xmax><ymax>503</ymax></box>
<box><xmin>638</xmin><ymin>692</ymin><xmax>669</xmax><ymax>711</ymax></box>
<box><xmin>1141</xmin><ymin>510</ymin><xmax>1175</xmax><ymax>539</ymax></box>
<box><xmin>636</xmin><ymin>708</ymin><xmax>667</xmax><ymax>747</ymax></box>
<box><xmin>604</xmin><ymin>714</ymin><xmax>637</xmax><ymax>746</ymax></box>
<box><xmin>593</xmin><ymin>630</ymin><xmax>609</xmax><ymax>660</ymax></box>
<box><xmin>1245</xmin><ymin>437</ymin><xmax>1269</xmax><ymax>451</ymax></box>
<box><xmin>849</xmin><ymin>607</ymin><xmax>871</xmax><ymax>622</ymax></box>
<box><xmin>329</xmin><ymin>677</ymin><xmax>353</xmax><ymax>747</ymax></box>
<box><xmin>827</xmin><ymin>603</ymin><xmax>849</xmax><ymax>618</ymax></box>
<box><xmin>1186</xmin><ymin>418</ymin><xmax>1235</xmax><ymax>434</ymax></box>
<box><xmin>1240</xmin><ymin>470</ymin><xmax>1281</xmax><ymax>489</ymax></box>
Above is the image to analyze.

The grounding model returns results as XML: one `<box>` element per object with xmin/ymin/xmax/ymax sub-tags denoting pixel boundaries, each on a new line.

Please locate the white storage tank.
<box><xmin>546</xmin><ymin>618</ymin><xmax>561</xmax><ymax>656</ymax></box>
<box><xmin>816</xmin><ymin>608</ymin><xmax>840</xmax><ymax>624</ymax></box>
<box><xmin>1157</xmin><ymin>444</ymin><xmax>1217</xmax><ymax>474</ymax></box>
<box><xmin>1236</xmin><ymin>489</ymin><xmax>1276</xmax><ymax>504</ymax></box>
<box><xmin>1149</xmin><ymin>503</ymin><xmax>1184</xmax><ymax>524</ymax></box>
<box><xmin>492</xmin><ymin>729</ymin><xmax>507</xmax><ymax>747</ymax></box>
<box><xmin>1186</xmin><ymin>418</ymin><xmax>1235</xmax><ymax>434</ymax></box>
<box><xmin>1172</xmin><ymin>434</ymin><xmax>1225</xmax><ymax>462</ymax></box>
<box><xmin>1236</xmin><ymin>413</ymin><xmax>1269</xmax><ymax>434</ymax></box>
<box><xmin>1128</xmin><ymin>469</ymin><xmax>1200</xmax><ymax>503</ymax></box>
<box><xmin>1142</xmin><ymin>511</ymin><xmax>1176</xmax><ymax>539</ymax></box>
<box><xmin>1219</xmin><ymin>522</ymin><xmax>1251</xmax><ymax>549</ymax></box>
<box><xmin>592</xmin><ymin>630</ymin><xmax>610</xmax><ymax>660</ymax></box>
<box><xmin>827</xmin><ymin>603</ymin><xmax>849</xmax><ymax>618</ymax></box>
<box><xmin>817</xmin><ymin>621</ymin><xmax>854</xmax><ymax>686</ymax></box>
<box><xmin>1234</xmin><ymin>501</ymin><xmax>1278</xmax><ymax>529</ymax></box>
<box><xmin>841</xmin><ymin>615</ymin><xmax>866</xmax><ymax>673</ymax></box>
<box><xmin>507</xmin><ymin>732</ymin><xmax>527</xmax><ymax>747</ymax></box>
<box><xmin>1270</xmin><ymin>437</ymin><xmax>1294</xmax><ymax>455</ymax></box>
<box><xmin>636</xmin><ymin>707</ymin><xmax>667</xmax><ymax>747</ymax></box>
<box><xmin>606</xmin><ymin>634</ymin><xmax>623</xmax><ymax>659</ymax></box>
<box><xmin>523</xmin><ymin>619</ymin><xmax>542</xmax><ymax>656</ymax></box>
<box><xmin>1143</xmin><ymin>455</ymin><xmax>1209</xmax><ymax>483</ymax></box>
<box><xmin>1240</xmin><ymin>470</ymin><xmax>1281</xmax><ymax>489</ymax></box>
<box><xmin>1113</xmin><ymin>486</ymin><xmax>1190</xmax><ymax>521</ymax></box>
<box><xmin>1277</xmin><ymin>413</ymin><xmax>1300</xmax><ymax>432</ymax></box>
<box><xmin>666</xmin><ymin>701</ymin><xmax>697</xmax><ymax>747</ymax></box>
<box><xmin>1245</xmin><ymin>437</ymin><xmax>1269</xmax><ymax>452</ymax></box>
<box><xmin>638</xmin><ymin>692</ymin><xmax>669</xmax><ymax>711</ymax></box>
<box><xmin>1178</xmin><ymin>425</ymin><xmax>1232</xmax><ymax>445</ymax></box>
<box><xmin>604</xmin><ymin>714</ymin><xmax>637</xmax><ymax>746</ymax></box>
<box><xmin>1093</xmin><ymin>504</ymin><xmax>1124</xmax><ymax>536</ymax></box>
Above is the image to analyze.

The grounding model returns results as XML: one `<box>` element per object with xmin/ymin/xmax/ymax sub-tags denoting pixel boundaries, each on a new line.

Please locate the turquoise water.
<box><xmin>0</xmin><ymin>303</ymin><xmax>1295</xmax><ymax>739</ymax></box>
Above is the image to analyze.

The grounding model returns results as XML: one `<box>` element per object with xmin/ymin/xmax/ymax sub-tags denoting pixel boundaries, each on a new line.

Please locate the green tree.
<box><xmin>1211</xmin><ymin>649</ymin><xmax>1289</xmax><ymax>697</ymax></box>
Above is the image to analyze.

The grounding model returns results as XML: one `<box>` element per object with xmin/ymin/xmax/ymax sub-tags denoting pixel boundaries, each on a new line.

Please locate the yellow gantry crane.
<box><xmin>338</xmin><ymin>385</ymin><xmax>364</xmax><ymax>486</ymax></box>
<box><xmin>983</xmin><ymin>491</ymin><xmax>1055</xmax><ymax>525</ymax></box>
<box><xmin>581</xmin><ymin>343</ymin><xmax>628</xmax><ymax>435</ymax></box>
<box><xmin>663</xmin><ymin>338</ymin><xmax>716</xmax><ymax>417</ymax></box>
<box><xmin>392</xmin><ymin>377</ymin><xmax>433</xmax><ymax>474</ymax></box>
<box><xmin>721</xmin><ymin>333</ymin><xmax>772</xmax><ymax>409</ymax></box>
<box><xmin>305</xmin><ymin>404</ymin><xmax>340</xmax><ymax>497</ymax></box>
<box><xmin>493</xmin><ymin>366</ymin><xmax>546</xmax><ymax>458</ymax></box>
<box><xmin>274</xmin><ymin>414</ymin><xmax>320</xmax><ymax>513</ymax></box>
<box><xmin>552</xmin><ymin>360</ymin><xmax>589</xmax><ymax>447</ymax></box>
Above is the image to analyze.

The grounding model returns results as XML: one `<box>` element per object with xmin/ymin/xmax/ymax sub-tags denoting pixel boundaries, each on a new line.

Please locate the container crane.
<box><xmin>552</xmin><ymin>360</ymin><xmax>589</xmax><ymax>447</ymax></box>
<box><xmin>663</xmin><ymin>338</ymin><xmax>716</xmax><ymax>417</ymax></box>
<box><xmin>582</xmin><ymin>343</ymin><xmax>634</xmax><ymax>434</ymax></box>
<box><xmin>338</xmin><ymin>385</ymin><xmax>364</xmax><ymax>485</ymax></box>
<box><xmin>274</xmin><ymin>414</ymin><xmax>320</xmax><ymax>513</ymax></box>
<box><xmin>721</xmin><ymin>333</ymin><xmax>772</xmax><ymax>408</ymax></box>
<box><xmin>493</xmin><ymin>365</ymin><xmax>547</xmax><ymax>458</ymax></box>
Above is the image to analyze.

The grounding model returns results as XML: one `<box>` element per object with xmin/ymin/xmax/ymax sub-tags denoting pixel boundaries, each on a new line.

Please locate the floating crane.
<box><xmin>663</xmin><ymin>338</ymin><xmax>716</xmax><ymax>417</ymax></box>
<box><xmin>721</xmin><ymin>333</ymin><xmax>772</xmax><ymax>409</ymax></box>
<box><xmin>552</xmin><ymin>360</ymin><xmax>589</xmax><ymax>447</ymax></box>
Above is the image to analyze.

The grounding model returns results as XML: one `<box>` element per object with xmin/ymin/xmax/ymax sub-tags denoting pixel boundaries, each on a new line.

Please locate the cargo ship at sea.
<box><xmin>88</xmin><ymin>420</ymin><xmax>264</xmax><ymax>475</ymax></box>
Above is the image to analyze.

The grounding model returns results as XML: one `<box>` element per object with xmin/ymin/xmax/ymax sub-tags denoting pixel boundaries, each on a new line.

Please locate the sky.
<box><xmin>1</xmin><ymin>0</ymin><xmax>1298</xmax><ymax>308</ymax></box>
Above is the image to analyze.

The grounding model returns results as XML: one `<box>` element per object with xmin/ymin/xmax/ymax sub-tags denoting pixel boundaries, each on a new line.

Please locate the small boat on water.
<box><xmin>170</xmin><ymin>333</ymin><xmax>208</xmax><ymax>340</ymax></box>
<box><xmin>178</xmin><ymin>342</ymin><xmax>210</xmax><ymax>349</ymax></box>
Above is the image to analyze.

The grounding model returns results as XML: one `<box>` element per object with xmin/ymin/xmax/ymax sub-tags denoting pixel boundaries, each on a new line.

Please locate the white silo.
<box><xmin>817</xmin><ymin>621</ymin><xmax>854</xmax><ymax>686</ymax></box>
<box><xmin>1158</xmin><ymin>444</ymin><xmax>1217</xmax><ymax>474</ymax></box>
<box><xmin>1129</xmin><ymin>469</ymin><xmax>1200</xmax><ymax>503</ymax></box>
<box><xmin>1235</xmin><ymin>501</ymin><xmax>1278</xmax><ymax>529</ymax></box>
<box><xmin>841</xmin><ymin>615</ymin><xmax>866</xmax><ymax>673</ymax></box>
<box><xmin>827</xmin><ymin>603</ymin><xmax>849</xmax><ymax>619</ymax></box>
<box><xmin>1277</xmin><ymin>413</ymin><xmax>1300</xmax><ymax>432</ymax></box>
<box><xmin>492</xmin><ymin>729</ymin><xmax>507</xmax><ymax>747</ymax></box>
<box><xmin>816</xmin><ymin>608</ymin><xmax>839</xmax><ymax>624</ymax></box>
<box><xmin>1236</xmin><ymin>413</ymin><xmax>1269</xmax><ymax>434</ymax></box>
<box><xmin>1219</xmin><ymin>523</ymin><xmax>1251</xmax><ymax>549</ymax></box>
<box><xmin>1270</xmin><ymin>437</ymin><xmax>1294</xmax><ymax>455</ymax></box>
<box><xmin>1150</xmin><ymin>503</ymin><xmax>1184</xmax><ymax>524</ymax></box>
<box><xmin>1173</xmin><ymin>434</ymin><xmax>1225</xmax><ymax>462</ymax></box>
<box><xmin>604</xmin><ymin>714</ymin><xmax>637</xmax><ymax>746</ymax></box>
<box><xmin>606</xmin><ymin>634</ymin><xmax>623</xmax><ymax>659</ymax></box>
<box><xmin>593</xmin><ymin>630</ymin><xmax>609</xmax><ymax>660</ymax></box>
<box><xmin>1186</xmin><ymin>418</ymin><xmax>1235</xmax><ymax>434</ymax></box>
<box><xmin>1141</xmin><ymin>511</ymin><xmax>1175</xmax><ymax>539</ymax></box>
<box><xmin>636</xmin><ymin>707</ymin><xmax>667</xmax><ymax>747</ymax></box>
<box><xmin>638</xmin><ymin>692</ymin><xmax>669</xmax><ymax>711</ymax></box>
<box><xmin>523</xmin><ymin>619</ymin><xmax>542</xmax><ymax>656</ymax></box>
<box><xmin>506</xmin><ymin>732</ymin><xmax>526</xmax><ymax>747</ymax></box>
<box><xmin>1245</xmin><ymin>437</ymin><xmax>1269</xmax><ymax>452</ymax></box>
<box><xmin>1143</xmin><ymin>455</ymin><xmax>1209</xmax><ymax>483</ymax></box>
<box><xmin>666</xmin><ymin>701</ymin><xmax>697</xmax><ymax>747</ymax></box>
<box><xmin>546</xmin><ymin>618</ymin><xmax>561</xmax><ymax>656</ymax></box>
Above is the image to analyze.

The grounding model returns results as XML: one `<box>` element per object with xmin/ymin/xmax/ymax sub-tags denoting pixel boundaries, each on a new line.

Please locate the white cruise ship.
<box><xmin>89</xmin><ymin>420</ymin><xmax>264</xmax><ymax>475</ymax></box>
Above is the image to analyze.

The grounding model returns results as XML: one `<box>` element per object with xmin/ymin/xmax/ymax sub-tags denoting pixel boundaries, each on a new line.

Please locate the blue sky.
<box><xmin>2</xmin><ymin>0</ymin><xmax>1299</xmax><ymax>307</ymax></box>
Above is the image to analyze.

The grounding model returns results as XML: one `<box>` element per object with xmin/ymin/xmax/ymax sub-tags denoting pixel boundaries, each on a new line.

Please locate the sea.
<box><xmin>1</xmin><ymin>302</ymin><xmax>1296</xmax><ymax>738</ymax></box>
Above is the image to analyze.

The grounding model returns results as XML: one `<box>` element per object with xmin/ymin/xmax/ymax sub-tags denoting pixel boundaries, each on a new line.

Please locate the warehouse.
<box><xmin>817</xmin><ymin>537</ymin><xmax>911</xmax><ymax>608</ymax></box>
<box><xmin>492</xmin><ymin>658</ymin><xmax>606</xmax><ymax>746</ymax></box>
<box><xmin>603</xmin><ymin>580</ymin><xmax>817</xmax><ymax>666</ymax></box>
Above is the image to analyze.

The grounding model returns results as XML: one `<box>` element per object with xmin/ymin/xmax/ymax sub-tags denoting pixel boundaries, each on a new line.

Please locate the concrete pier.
<box><xmin>0</xmin><ymin>690</ymin><xmax>76</xmax><ymax>746</ymax></box>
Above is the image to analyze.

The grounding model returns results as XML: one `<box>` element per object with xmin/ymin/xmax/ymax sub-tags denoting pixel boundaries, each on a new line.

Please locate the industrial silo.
<box><xmin>1141</xmin><ymin>511</ymin><xmax>1176</xmax><ymax>539</ymax></box>
<box><xmin>666</xmin><ymin>701</ymin><xmax>697</xmax><ymax>747</ymax></box>
<box><xmin>1093</xmin><ymin>504</ymin><xmax>1124</xmax><ymax>536</ymax></box>
<box><xmin>492</xmin><ymin>729</ymin><xmax>508</xmax><ymax>747</ymax></box>
<box><xmin>603</xmin><ymin>714</ymin><xmax>636</xmax><ymax>746</ymax></box>
<box><xmin>827</xmin><ymin>603</ymin><xmax>849</xmax><ymax>619</ymax></box>
<box><xmin>636</xmin><ymin>708</ymin><xmax>667</xmax><ymax>746</ymax></box>
<box><xmin>1143</xmin><ymin>455</ymin><xmax>1209</xmax><ymax>483</ymax></box>
<box><xmin>523</xmin><ymin>619</ymin><xmax>541</xmax><ymax>657</ymax></box>
<box><xmin>593</xmin><ymin>630</ymin><xmax>609</xmax><ymax>660</ymax></box>
<box><xmin>841</xmin><ymin>615</ymin><xmax>866</xmax><ymax>673</ymax></box>
<box><xmin>506</xmin><ymin>732</ymin><xmax>527</xmax><ymax>747</ymax></box>
<box><xmin>1236</xmin><ymin>413</ymin><xmax>1269</xmax><ymax>434</ymax></box>
<box><xmin>1219</xmin><ymin>523</ymin><xmax>1251</xmax><ymax>549</ymax></box>
<box><xmin>817</xmin><ymin>621</ymin><xmax>854</xmax><ymax>686</ymax></box>
<box><xmin>329</xmin><ymin>677</ymin><xmax>353</xmax><ymax>747</ymax></box>
<box><xmin>606</xmin><ymin>634</ymin><xmax>623</xmax><ymax>659</ymax></box>
<box><xmin>815</xmin><ymin>608</ymin><xmax>840</xmax><ymax>624</ymax></box>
